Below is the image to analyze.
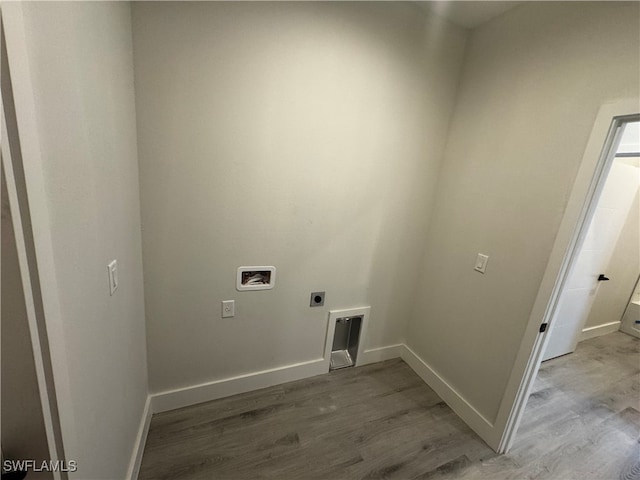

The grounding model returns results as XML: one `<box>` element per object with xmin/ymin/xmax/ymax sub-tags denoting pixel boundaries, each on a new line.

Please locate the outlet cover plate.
<box><xmin>222</xmin><ymin>300</ymin><xmax>235</xmax><ymax>318</ymax></box>
<box><xmin>310</xmin><ymin>291</ymin><xmax>325</xmax><ymax>307</ymax></box>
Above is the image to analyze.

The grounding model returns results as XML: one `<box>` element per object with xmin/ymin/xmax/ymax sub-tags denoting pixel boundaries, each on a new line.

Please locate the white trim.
<box><xmin>145</xmin><ymin>343</ymin><xmax>503</xmax><ymax>455</ymax></box>
<box><xmin>580</xmin><ymin>321</ymin><xmax>621</xmax><ymax>342</ymax></box>
<box><xmin>323</xmin><ymin>306</ymin><xmax>371</xmax><ymax>371</ymax></box>
<box><xmin>400</xmin><ymin>344</ymin><xmax>498</xmax><ymax>448</ymax></box>
<box><xmin>493</xmin><ymin>98</ymin><xmax>640</xmax><ymax>454</ymax></box>
<box><xmin>151</xmin><ymin>358</ymin><xmax>326</xmax><ymax>413</ymax></box>
<box><xmin>150</xmin><ymin>334</ymin><xmax>397</xmax><ymax>415</ymax></box>
<box><xmin>358</xmin><ymin>344</ymin><xmax>403</xmax><ymax>365</ymax></box>
<box><xmin>126</xmin><ymin>396</ymin><xmax>152</xmax><ymax>480</ymax></box>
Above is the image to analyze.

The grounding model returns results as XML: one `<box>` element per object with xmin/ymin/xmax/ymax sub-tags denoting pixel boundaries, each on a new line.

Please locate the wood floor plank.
<box><xmin>139</xmin><ymin>332</ymin><xmax>639</xmax><ymax>479</ymax></box>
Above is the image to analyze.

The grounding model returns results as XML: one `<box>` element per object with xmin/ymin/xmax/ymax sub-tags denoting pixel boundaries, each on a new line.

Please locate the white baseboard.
<box><xmin>151</xmin><ymin>343</ymin><xmax>403</xmax><ymax>415</ymax></box>
<box><xmin>127</xmin><ymin>395</ymin><xmax>152</xmax><ymax>480</ymax></box>
<box><xmin>151</xmin><ymin>358</ymin><xmax>327</xmax><ymax>413</ymax></box>
<box><xmin>580</xmin><ymin>321</ymin><xmax>621</xmax><ymax>342</ymax></box>
<box><xmin>400</xmin><ymin>344</ymin><xmax>497</xmax><ymax>449</ymax></box>
<box><xmin>358</xmin><ymin>344</ymin><xmax>403</xmax><ymax>365</ymax></box>
<box><xmin>145</xmin><ymin>343</ymin><xmax>500</xmax><ymax>457</ymax></box>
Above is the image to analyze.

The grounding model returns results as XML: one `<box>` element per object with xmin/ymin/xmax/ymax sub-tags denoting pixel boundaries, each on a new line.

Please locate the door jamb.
<box><xmin>1</xmin><ymin>8</ymin><xmax>70</xmax><ymax>477</ymax></box>
<box><xmin>2</xmin><ymin>107</ymin><xmax>65</xmax><ymax>480</ymax></box>
<box><xmin>492</xmin><ymin>99</ymin><xmax>640</xmax><ymax>453</ymax></box>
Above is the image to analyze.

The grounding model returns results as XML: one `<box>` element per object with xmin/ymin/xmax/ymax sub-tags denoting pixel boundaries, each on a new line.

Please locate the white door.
<box><xmin>543</xmin><ymin>159</ymin><xmax>639</xmax><ymax>360</ymax></box>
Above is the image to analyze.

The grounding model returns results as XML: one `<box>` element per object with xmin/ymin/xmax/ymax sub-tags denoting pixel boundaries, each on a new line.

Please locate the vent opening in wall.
<box><xmin>330</xmin><ymin>316</ymin><xmax>363</xmax><ymax>370</ymax></box>
<box><xmin>236</xmin><ymin>266</ymin><xmax>276</xmax><ymax>291</ymax></box>
<box><xmin>324</xmin><ymin>307</ymin><xmax>369</xmax><ymax>372</ymax></box>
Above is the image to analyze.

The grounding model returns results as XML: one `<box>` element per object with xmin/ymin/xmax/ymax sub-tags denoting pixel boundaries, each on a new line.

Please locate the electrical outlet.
<box><xmin>222</xmin><ymin>300</ymin><xmax>235</xmax><ymax>318</ymax></box>
<box><xmin>310</xmin><ymin>291</ymin><xmax>325</xmax><ymax>307</ymax></box>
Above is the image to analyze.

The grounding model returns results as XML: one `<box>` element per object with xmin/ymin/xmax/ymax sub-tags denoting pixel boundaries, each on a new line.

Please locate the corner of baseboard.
<box><xmin>400</xmin><ymin>344</ymin><xmax>499</xmax><ymax>450</ymax></box>
<box><xmin>127</xmin><ymin>395</ymin><xmax>152</xmax><ymax>480</ymax></box>
<box><xmin>135</xmin><ymin>342</ymin><xmax>502</xmax><ymax>466</ymax></box>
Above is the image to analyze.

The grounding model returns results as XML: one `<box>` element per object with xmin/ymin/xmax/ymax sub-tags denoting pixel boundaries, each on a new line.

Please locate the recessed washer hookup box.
<box><xmin>236</xmin><ymin>266</ymin><xmax>276</xmax><ymax>291</ymax></box>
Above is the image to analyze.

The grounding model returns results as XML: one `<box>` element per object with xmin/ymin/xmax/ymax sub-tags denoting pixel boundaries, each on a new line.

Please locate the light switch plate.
<box><xmin>222</xmin><ymin>300</ymin><xmax>235</xmax><ymax>318</ymax></box>
<box><xmin>474</xmin><ymin>253</ymin><xmax>489</xmax><ymax>274</ymax></box>
<box><xmin>107</xmin><ymin>260</ymin><xmax>118</xmax><ymax>295</ymax></box>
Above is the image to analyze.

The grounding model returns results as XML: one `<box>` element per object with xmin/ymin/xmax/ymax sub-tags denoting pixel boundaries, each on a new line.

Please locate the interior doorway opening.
<box><xmin>498</xmin><ymin>102</ymin><xmax>640</xmax><ymax>455</ymax></box>
<box><xmin>543</xmin><ymin>120</ymin><xmax>640</xmax><ymax>360</ymax></box>
<box><xmin>504</xmin><ymin>117</ymin><xmax>640</xmax><ymax>470</ymax></box>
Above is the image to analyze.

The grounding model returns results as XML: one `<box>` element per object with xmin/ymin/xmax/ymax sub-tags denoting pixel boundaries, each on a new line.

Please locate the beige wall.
<box><xmin>9</xmin><ymin>1</ymin><xmax>640</xmax><ymax>467</ymax></box>
<box><xmin>407</xmin><ymin>1</ymin><xmax>640</xmax><ymax>423</ymax></box>
<box><xmin>16</xmin><ymin>3</ymin><xmax>148</xmax><ymax>478</ymax></box>
<box><xmin>132</xmin><ymin>2</ymin><xmax>467</xmax><ymax>393</ymax></box>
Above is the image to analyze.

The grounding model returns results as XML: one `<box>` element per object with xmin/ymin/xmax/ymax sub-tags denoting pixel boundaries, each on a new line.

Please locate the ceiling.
<box><xmin>417</xmin><ymin>1</ymin><xmax>523</xmax><ymax>29</ymax></box>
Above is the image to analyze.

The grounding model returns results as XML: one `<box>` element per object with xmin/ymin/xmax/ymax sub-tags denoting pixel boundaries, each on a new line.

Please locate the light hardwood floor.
<box><xmin>139</xmin><ymin>332</ymin><xmax>640</xmax><ymax>479</ymax></box>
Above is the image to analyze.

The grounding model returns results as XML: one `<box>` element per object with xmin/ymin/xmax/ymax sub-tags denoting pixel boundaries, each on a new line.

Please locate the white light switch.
<box><xmin>107</xmin><ymin>260</ymin><xmax>118</xmax><ymax>295</ymax></box>
<box><xmin>474</xmin><ymin>253</ymin><xmax>489</xmax><ymax>274</ymax></box>
<box><xmin>222</xmin><ymin>300</ymin><xmax>235</xmax><ymax>318</ymax></box>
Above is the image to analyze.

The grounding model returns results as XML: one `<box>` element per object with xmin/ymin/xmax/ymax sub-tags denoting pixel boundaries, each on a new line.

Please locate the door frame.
<box><xmin>543</xmin><ymin>121</ymin><xmax>640</xmax><ymax>361</ymax></box>
<box><xmin>493</xmin><ymin>98</ymin><xmax>640</xmax><ymax>453</ymax></box>
<box><xmin>1</xmin><ymin>9</ymin><xmax>68</xmax><ymax>478</ymax></box>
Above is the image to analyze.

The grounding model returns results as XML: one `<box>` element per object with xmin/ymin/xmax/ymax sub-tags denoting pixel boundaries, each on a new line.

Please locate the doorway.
<box><xmin>543</xmin><ymin>120</ymin><xmax>640</xmax><ymax>360</ymax></box>
<box><xmin>496</xmin><ymin>100</ymin><xmax>640</xmax><ymax>454</ymax></box>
